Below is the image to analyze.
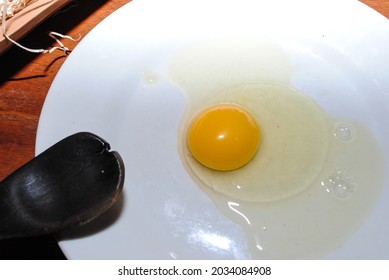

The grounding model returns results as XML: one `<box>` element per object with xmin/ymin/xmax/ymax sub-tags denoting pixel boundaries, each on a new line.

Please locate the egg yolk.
<box><xmin>187</xmin><ymin>104</ymin><xmax>260</xmax><ymax>171</ymax></box>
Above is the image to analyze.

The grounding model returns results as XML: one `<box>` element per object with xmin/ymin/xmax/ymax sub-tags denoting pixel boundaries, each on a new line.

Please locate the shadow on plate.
<box><xmin>0</xmin><ymin>235</ymin><xmax>66</xmax><ymax>260</ymax></box>
<box><xmin>0</xmin><ymin>0</ymin><xmax>110</xmax><ymax>83</ymax></box>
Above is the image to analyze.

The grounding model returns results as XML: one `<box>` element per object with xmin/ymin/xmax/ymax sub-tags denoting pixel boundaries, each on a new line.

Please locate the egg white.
<box><xmin>168</xmin><ymin>39</ymin><xmax>386</xmax><ymax>259</ymax></box>
<box><xmin>181</xmin><ymin>83</ymin><xmax>330</xmax><ymax>202</ymax></box>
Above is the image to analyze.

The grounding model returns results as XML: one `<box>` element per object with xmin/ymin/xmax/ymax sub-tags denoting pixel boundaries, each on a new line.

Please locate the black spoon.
<box><xmin>0</xmin><ymin>132</ymin><xmax>125</xmax><ymax>240</ymax></box>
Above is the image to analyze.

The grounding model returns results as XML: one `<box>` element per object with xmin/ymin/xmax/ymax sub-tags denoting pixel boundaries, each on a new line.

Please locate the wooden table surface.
<box><xmin>0</xmin><ymin>0</ymin><xmax>388</xmax><ymax>259</ymax></box>
<box><xmin>0</xmin><ymin>0</ymin><xmax>132</xmax><ymax>180</ymax></box>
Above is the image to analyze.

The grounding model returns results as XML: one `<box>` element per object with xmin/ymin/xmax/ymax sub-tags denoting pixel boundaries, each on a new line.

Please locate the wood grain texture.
<box><xmin>361</xmin><ymin>0</ymin><xmax>389</xmax><ymax>17</ymax></box>
<box><xmin>0</xmin><ymin>0</ymin><xmax>131</xmax><ymax>180</ymax></box>
<box><xmin>0</xmin><ymin>0</ymin><xmax>72</xmax><ymax>54</ymax></box>
<box><xmin>0</xmin><ymin>0</ymin><xmax>388</xmax><ymax>181</ymax></box>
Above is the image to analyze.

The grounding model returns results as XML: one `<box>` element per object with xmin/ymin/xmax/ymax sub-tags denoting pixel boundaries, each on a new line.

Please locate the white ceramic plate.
<box><xmin>36</xmin><ymin>0</ymin><xmax>389</xmax><ymax>259</ymax></box>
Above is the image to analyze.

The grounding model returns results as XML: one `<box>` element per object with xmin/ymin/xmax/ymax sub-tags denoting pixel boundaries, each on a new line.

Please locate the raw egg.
<box><xmin>168</xmin><ymin>40</ymin><xmax>386</xmax><ymax>259</ymax></box>
<box><xmin>187</xmin><ymin>104</ymin><xmax>260</xmax><ymax>171</ymax></box>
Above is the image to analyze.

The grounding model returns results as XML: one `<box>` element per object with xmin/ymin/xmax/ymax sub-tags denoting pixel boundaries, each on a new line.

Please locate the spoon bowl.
<box><xmin>0</xmin><ymin>132</ymin><xmax>125</xmax><ymax>239</ymax></box>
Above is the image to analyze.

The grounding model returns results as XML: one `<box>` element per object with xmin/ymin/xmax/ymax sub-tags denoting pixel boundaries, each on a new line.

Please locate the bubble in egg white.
<box><xmin>334</xmin><ymin>122</ymin><xmax>355</xmax><ymax>143</ymax></box>
<box><xmin>168</xmin><ymin>40</ymin><xmax>386</xmax><ymax>259</ymax></box>
<box><xmin>322</xmin><ymin>169</ymin><xmax>356</xmax><ymax>200</ymax></box>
